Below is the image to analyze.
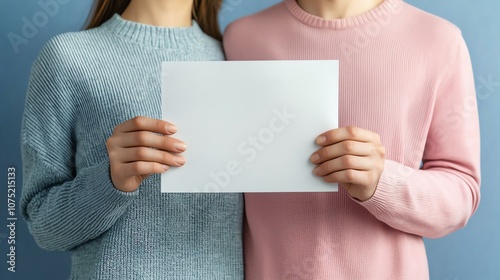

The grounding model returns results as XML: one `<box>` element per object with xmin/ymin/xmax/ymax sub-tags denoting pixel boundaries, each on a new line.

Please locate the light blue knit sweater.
<box><xmin>20</xmin><ymin>14</ymin><xmax>243</xmax><ymax>280</ymax></box>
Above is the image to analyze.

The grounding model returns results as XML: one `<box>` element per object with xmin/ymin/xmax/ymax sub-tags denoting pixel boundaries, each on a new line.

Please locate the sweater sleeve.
<box><xmin>358</xmin><ymin>35</ymin><xmax>481</xmax><ymax>238</ymax></box>
<box><xmin>20</xmin><ymin>37</ymin><xmax>138</xmax><ymax>251</ymax></box>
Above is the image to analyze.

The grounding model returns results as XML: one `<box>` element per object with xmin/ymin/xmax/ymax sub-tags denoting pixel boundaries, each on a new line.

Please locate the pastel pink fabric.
<box><xmin>223</xmin><ymin>0</ymin><xmax>481</xmax><ymax>279</ymax></box>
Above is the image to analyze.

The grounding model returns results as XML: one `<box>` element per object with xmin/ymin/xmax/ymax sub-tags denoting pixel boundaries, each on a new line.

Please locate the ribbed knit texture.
<box><xmin>224</xmin><ymin>1</ymin><xmax>481</xmax><ymax>279</ymax></box>
<box><xmin>21</xmin><ymin>14</ymin><xmax>243</xmax><ymax>280</ymax></box>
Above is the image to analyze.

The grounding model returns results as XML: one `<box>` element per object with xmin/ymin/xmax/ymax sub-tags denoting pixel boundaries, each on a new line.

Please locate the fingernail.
<box><xmin>162</xmin><ymin>165</ymin><xmax>170</xmax><ymax>171</ymax></box>
<box><xmin>167</xmin><ymin>125</ymin><xmax>177</xmax><ymax>134</ymax></box>
<box><xmin>310</xmin><ymin>153</ymin><xmax>320</xmax><ymax>163</ymax></box>
<box><xmin>313</xmin><ymin>167</ymin><xmax>320</xmax><ymax>175</ymax></box>
<box><xmin>174</xmin><ymin>142</ymin><xmax>187</xmax><ymax>151</ymax></box>
<box><xmin>316</xmin><ymin>136</ymin><xmax>326</xmax><ymax>145</ymax></box>
<box><xmin>175</xmin><ymin>156</ymin><xmax>186</xmax><ymax>165</ymax></box>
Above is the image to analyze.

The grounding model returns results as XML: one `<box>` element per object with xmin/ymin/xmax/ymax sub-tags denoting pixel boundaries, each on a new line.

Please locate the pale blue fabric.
<box><xmin>20</xmin><ymin>14</ymin><xmax>243</xmax><ymax>280</ymax></box>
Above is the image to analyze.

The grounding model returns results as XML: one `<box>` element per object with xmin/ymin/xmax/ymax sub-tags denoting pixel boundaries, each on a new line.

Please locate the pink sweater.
<box><xmin>223</xmin><ymin>0</ymin><xmax>481</xmax><ymax>279</ymax></box>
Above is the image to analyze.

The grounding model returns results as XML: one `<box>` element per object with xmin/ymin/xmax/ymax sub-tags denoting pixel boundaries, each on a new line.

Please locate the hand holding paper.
<box><xmin>106</xmin><ymin>116</ymin><xmax>186</xmax><ymax>192</ymax></box>
<box><xmin>311</xmin><ymin>126</ymin><xmax>386</xmax><ymax>201</ymax></box>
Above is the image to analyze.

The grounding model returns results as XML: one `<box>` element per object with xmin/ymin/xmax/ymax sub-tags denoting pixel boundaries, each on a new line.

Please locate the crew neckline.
<box><xmin>101</xmin><ymin>14</ymin><xmax>204</xmax><ymax>49</ymax></box>
<box><xmin>285</xmin><ymin>0</ymin><xmax>404</xmax><ymax>30</ymax></box>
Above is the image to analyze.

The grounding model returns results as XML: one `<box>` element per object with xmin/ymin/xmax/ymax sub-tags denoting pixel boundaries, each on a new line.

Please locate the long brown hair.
<box><xmin>85</xmin><ymin>0</ymin><xmax>222</xmax><ymax>41</ymax></box>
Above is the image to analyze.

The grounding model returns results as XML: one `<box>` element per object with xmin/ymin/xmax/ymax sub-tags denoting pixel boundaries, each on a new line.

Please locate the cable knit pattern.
<box><xmin>21</xmin><ymin>14</ymin><xmax>243</xmax><ymax>280</ymax></box>
<box><xmin>224</xmin><ymin>0</ymin><xmax>480</xmax><ymax>279</ymax></box>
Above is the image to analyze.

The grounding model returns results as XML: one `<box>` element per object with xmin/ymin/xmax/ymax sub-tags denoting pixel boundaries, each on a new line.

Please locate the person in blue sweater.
<box><xmin>20</xmin><ymin>0</ymin><xmax>244</xmax><ymax>279</ymax></box>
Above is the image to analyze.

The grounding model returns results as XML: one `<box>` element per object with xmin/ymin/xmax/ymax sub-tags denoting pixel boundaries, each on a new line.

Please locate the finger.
<box><xmin>115</xmin><ymin>116</ymin><xmax>177</xmax><ymax>135</ymax></box>
<box><xmin>320</xmin><ymin>169</ymin><xmax>370</xmax><ymax>186</ymax></box>
<box><xmin>316</xmin><ymin>126</ymin><xmax>380</xmax><ymax>146</ymax></box>
<box><xmin>115</xmin><ymin>131</ymin><xmax>186</xmax><ymax>152</ymax></box>
<box><xmin>118</xmin><ymin>147</ymin><xmax>186</xmax><ymax>167</ymax></box>
<box><xmin>313</xmin><ymin>155</ymin><xmax>372</xmax><ymax>176</ymax></box>
<box><xmin>310</xmin><ymin>141</ymin><xmax>373</xmax><ymax>164</ymax></box>
<box><xmin>121</xmin><ymin>161</ymin><xmax>171</xmax><ymax>176</ymax></box>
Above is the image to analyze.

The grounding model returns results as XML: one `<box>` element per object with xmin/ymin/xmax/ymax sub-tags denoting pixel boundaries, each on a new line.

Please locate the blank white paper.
<box><xmin>161</xmin><ymin>60</ymin><xmax>339</xmax><ymax>193</ymax></box>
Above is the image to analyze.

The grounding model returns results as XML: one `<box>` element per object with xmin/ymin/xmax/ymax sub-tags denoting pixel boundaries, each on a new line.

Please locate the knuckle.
<box><xmin>136</xmin><ymin>132</ymin><xmax>148</xmax><ymax>144</ymax></box>
<box><xmin>132</xmin><ymin>116</ymin><xmax>145</xmax><ymax>127</ymax></box>
<box><xmin>346</xmin><ymin>126</ymin><xmax>358</xmax><ymax>137</ymax></box>
<box><xmin>105</xmin><ymin>137</ymin><xmax>114</xmax><ymax>148</ymax></box>
<box><xmin>136</xmin><ymin>147</ymin><xmax>148</xmax><ymax>159</ymax></box>
<box><xmin>345</xmin><ymin>169</ymin><xmax>356</xmax><ymax>181</ymax></box>
<box><xmin>130</xmin><ymin>162</ymin><xmax>140</xmax><ymax>173</ymax></box>
<box><xmin>107</xmin><ymin>149</ymin><xmax>117</xmax><ymax>161</ymax></box>
<box><xmin>343</xmin><ymin>141</ymin><xmax>354</xmax><ymax>153</ymax></box>
<box><xmin>342</xmin><ymin>155</ymin><xmax>352</xmax><ymax>167</ymax></box>
<box><xmin>379</xmin><ymin>145</ymin><xmax>386</xmax><ymax>157</ymax></box>
<box><xmin>132</xmin><ymin>162</ymin><xmax>145</xmax><ymax>173</ymax></box>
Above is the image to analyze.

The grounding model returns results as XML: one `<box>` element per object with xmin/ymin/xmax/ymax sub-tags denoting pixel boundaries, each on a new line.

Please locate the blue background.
<box><xmin>1</xmin><ymin>0</ymin><xmax>499</xmax><ymax>279</ymax></box>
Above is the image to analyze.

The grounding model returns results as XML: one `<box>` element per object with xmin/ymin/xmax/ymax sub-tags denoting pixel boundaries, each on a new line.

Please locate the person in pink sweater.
<box><xmin>223</xmin><ymin>0</ymin><xmax>481</xmax><ymax>279</ymax></box>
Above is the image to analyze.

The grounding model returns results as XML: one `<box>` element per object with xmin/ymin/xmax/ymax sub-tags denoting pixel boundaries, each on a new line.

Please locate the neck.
<box><xmin>296</xmin><ymin>0</ymin><xmax>385</xmax><ymax>19</ymax></box>
<box><xmin>121</xmin><ymin>0</ymin><xmax>193</xmax><ymax>27</ymax></box>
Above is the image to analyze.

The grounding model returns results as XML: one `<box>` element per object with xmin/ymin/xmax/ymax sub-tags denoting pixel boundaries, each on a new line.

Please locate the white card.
<box><xmin>161</xmin><ymin>60</ymin><xmax>339</xmax><ymax>193</ymax></box>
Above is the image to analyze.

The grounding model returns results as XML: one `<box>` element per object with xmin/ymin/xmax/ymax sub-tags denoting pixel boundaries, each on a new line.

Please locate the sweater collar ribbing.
<box><xmin>285</xmin><ymin>0</ymin><xmax>404</xmax><ymax>30</ymax></box>
<box><xmin>101</xmin><ymin>14</ymin><xmax>204</xmax><ymax>49</ymax></box>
